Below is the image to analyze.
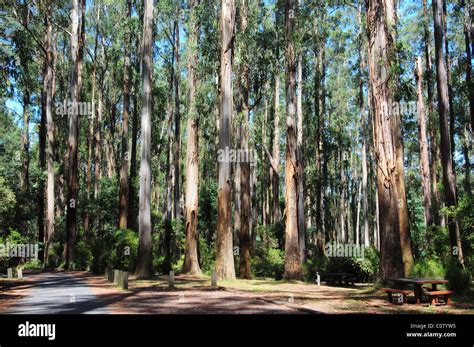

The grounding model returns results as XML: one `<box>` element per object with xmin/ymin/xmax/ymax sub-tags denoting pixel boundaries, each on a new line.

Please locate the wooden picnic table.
<box><xmin>388</xmin><ymin>278</ymin><xmax>448</xmax><ymax>304</ymax></box>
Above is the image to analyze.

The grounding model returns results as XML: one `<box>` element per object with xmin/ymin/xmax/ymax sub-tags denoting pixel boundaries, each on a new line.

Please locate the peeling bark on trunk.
<box><xmin>283</xmin><ymin>0</ymin><xmax>302</xmax><ymax>280</ymax></box>
<box><xmin>415</xmin><ymin>57</ymin><xmax>433</xmax><ymax>228</ymax></box>
<box><xmin>182</xmin><ymin>0</ymin><xmax>202</xmax><ymax>276</ymax></box>
<box><xmin>65</xmin><ymin>0</ymin><xmax>84</xmax><ymax>269</ymax></box>
<box><xmin>215</xmin><ymin>0</ymin><xmax>236</xmax><ymax>280</ymax></box>
<box><xmin>366</xmin><ymin>0</ymin><xmax>413</xmax><ymax>279</ymax></box>
<box><xmin>296</xmin><ymin>40</ymin><xmax>305</xmax><ymax>264</ymax></box>
<box><xmin>44</xmin><ymin>4</ymin><xmax>55</xmax><ymax>265</ymax></box>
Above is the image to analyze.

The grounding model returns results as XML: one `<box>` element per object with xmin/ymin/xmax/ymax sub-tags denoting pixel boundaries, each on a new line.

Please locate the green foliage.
<box><xmin>0</xmin><ymin>229</ymin><xmax>30</xmax><ymax>272</ymax></box>
<box><xmin>251</xmin><ymin>225</ymin><xmax>284</xmax><ymax>279</ymax></box>
<box><xmin>72</xmin><ymin>240</ymin><xmax>93</xmax><ymax>270</ymax></box>
<box><xmin>410</xmin><ymin>256</ymin><xmax>445</xmax><ymax>279</ymax></box>
<box><xmin>0</xmin><ymin>176</ymin><xmax>16</xmax><ymax>227</ymax></box>
<box><xmin>307</xmin><ymin>246</ymin><xmax>380</xmax><ymax>282</ymax></box>
<box><xmin>445</xmin><ymin>260</ymin><xmax>472</xmax><ymax>296</ymax></box>
<box><xmin>197</xmin><ymin>233</ymin><xmax>215</xmax><ymax>275</ymax></box>
<box><xmin>111</xmin><ymin>229</ymin><xmax>139</xmax><ymax>272</ymax></box>
<box><xmin>252</xmin><ymin>248</ymin><xmax>285</xmax><ymax>280</ymax></box>
<box><xmin>22</xmin><ymin>259</ymin><xmax>42</xmax><ymax>270</ymax></box>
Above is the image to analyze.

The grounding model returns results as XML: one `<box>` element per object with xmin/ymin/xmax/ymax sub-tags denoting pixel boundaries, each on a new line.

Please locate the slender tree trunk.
<box><xmin>38</xmin><ymin>4</ymin><xmax>47</xmax><ymax>264</ymax></box>
<box><xmin>182</xmin><ymin>0</ymin><xmax>202</xmax><ymax>276</ymax></box>
<box><xmin>296</xmin><ymin>36</ymin><xmax>305</xmax><ymax>264</ymax></box>
<box><xmin>238</xmin><ymin>0</ymin><xmax>251</xmax><ymax>279</ymax></box>
<box><xmin>118</xmin><ymin>0</ymin><xmax>132</xmax><ymax>230</ymax></box>
<box><xmin>20</xmin><ymin>93</ymin><xmax>29</xmax><ymax>193</ymax></box>
<box><xmin>128</xmin><ymin>34</ymin><xmax>141</xmax><ymax>231</ymax></box>
<box><xmin>215</xmin><ymin>0</ymin><xmax>236</xmax><ymax>280</ymax></box>
<box><xmin>283</xmin><ymin>0</ymin><xmax>302</xmax><ymax>280</ymax></box>
<box><xmin>464</xmin><ymin>0</ymin><xmax>474</xmax><ymax>132</ymax></box>
<box><xmin>164</xmin><ymin>48</ymin><xmax>175</xmax><ymax>273</ymax></box>
<box><xmin>366</xmin><ymin>0</ymin><xmax>413</xmax><ymax>278</ymax></box>
<box><xmin>415</xmin><ymin>57</ymin><xmax>433</xmax><ymax>228</ymax></box>
<box><xmin>313</xmin><ymin>11</ymin><xmax>325</xmax><ymax>251</ymax></box>
<box><xmin>358</xmin><ymin>2</ymin><xmax>370</xmax><ymax>247</ymax></box>
<box><xmin>17</xmin><ymin>2</ymin><xmax>31</xmax><ymax>240</ymax></box>
<box><xmin>44</xmin><ymin>3</ymin><xmax>55</xmax><ymax>265</ymax></box>
<box><xmin>65</xmin><ymin>0</ymin><xmax>83</xmax><ymax>268</ymax></box>
<box><xmin>423</xmin><ymin>0</ymin><xmax>441</xmax><ymax>226</ymax></box>
<box><xmin>173</xmin><ymin>7</ymin><xmax>181</xmax><ymax>220</ymax></box>
<box><xmin>136</xmin><ymin>0</ymin><xmax>154</xmax><ymax>278</ymax></box>
<box><xmin>442</xmin><ymin>0</ymin><xmax>456</xmax><ymax>166</ymax></box>
<box><xmin>271</xmin><ymin>61</ymin><xmax>281</xmax><ymax>225</ymax></box>
<box><xmin>462</xmin><ymin>125</ymin><xmax>472</xmax><ymax>196</ymax></box>
<box><xmin>432</xmin><ymin>0</ymin><xmax>464</xmax><ymax>266</ymax></box>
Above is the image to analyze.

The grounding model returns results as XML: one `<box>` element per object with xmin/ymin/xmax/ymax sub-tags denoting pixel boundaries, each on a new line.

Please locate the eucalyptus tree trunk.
<box><xmin>283</xmin><ymin>0</ymin><xmax>302</xmax><ymax>280</ymax></box>
<box><xmin>20</xmin><ymin>3</ymin><xmax>30</xmax><ymax>196</ymax></box>
<box><xmin>128</xmin><ymin>14</ymin><xmax>142</xmax><ymax>231</ymax></box>
<box><xmin>432</xmin><ymin>0</ymin><xmax>464</xmax><ymax>267</ymax></box>
<box><xmin>366</xmin><ymin>0</ymin><xmax>413</xmax><ymax>278</ymax></box>
<box><xmin>44</xmin><ymin>3</ymin><xmax>55</xmax><ymax>264</ymax></box>
<box><xmin>238</xmin><ymin>0</ymin><xmax>251</xmax><ymax>279</ymax></box>
<box><xmin>296</xmin><ymin>39</ymin><xmax>305</xmax><ymax>264</ymax></box>
<box><xmin>271</xmin><ymin>61</ymin><xmax>281</xmax><ymax>225</ymax></box>
<box><xmin>423</xmin><ymin>0</ymin><xmax>441</xmax><ymax>226</ymax></box>
<box><xmin>215</xmin><ymin>0</ymin><xmax>236</xmax><ymax>280</ymax></box>
<box><xmin>118</xmin><ymin>0</ymin><xmax>132</xmax><ymax>230</ymax></box>
<box><xmin>358</xmin><ymin>2</ymin><xmax>370</xmax><ymax>247</ymax></box>
<box><xmin>136</xmin><ymin>0</ymin><xmax>154</xmax><ymax>278</ymax></box>
<box><xmin>464</xmin><ymin>0</ymin><xmax>474</xmax><ymax>132</ymax></box>
<box><xmin>415</xmin><ymin>57</ymin><xmax>433</xmax><ymax>228</ymax></box>
<box><xmin>182</xmin><ymin>0</ymin><xmax>202</xmax><ymax>276</ymax></box>
<box><xmin>173</xmin><ymin>6</ymin><xmax>181</xmax><ymax>220</ymax></box>
<box><xmin>65</xmin><ymin>0</ymin><xmax>84</xmax><ymax>268</ymax></box>
<box><xmin>84</xmin><ymin>4</ymin><xmax>101</xmax><ymax>238</ymax></box>
<box><xmin>313</xmin><ymin>12</ymin><xmax>325</xmax><ymax>251</ymax></box>
<box><xmin>442</xmin><ymin>0</ymin><xmax>455</xmax><ymax>166</ymax></box>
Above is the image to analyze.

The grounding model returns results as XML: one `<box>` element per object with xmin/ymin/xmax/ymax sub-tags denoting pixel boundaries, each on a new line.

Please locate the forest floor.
<box><xmin>1</xmin><ymin>271</ymin><xmax>473</xmax><ymax>314</ymax></box>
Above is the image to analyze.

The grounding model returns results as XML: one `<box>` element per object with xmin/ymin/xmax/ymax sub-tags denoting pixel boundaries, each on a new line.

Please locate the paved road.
<box><xmin>4</xmin><ymin>272</ymin><xmax>110</xmax><ymax>314</ymax></box>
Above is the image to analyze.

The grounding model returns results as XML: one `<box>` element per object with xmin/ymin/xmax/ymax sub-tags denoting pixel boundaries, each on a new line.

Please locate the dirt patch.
<box><xmin>0</xmin><ymin>277</ymin><xmax>31</xmax><ymax>312</ymax></box>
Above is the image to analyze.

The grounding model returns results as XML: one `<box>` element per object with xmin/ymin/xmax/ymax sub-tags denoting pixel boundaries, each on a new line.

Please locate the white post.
<box><xmin>211</xmin><ymin>271</ymin><xmax>217</xmax><ymax>287</ymax></box>
<box><xmin>114</xmin><ymin>269</ymin><xmax>120</xmax><ymax>284</ymax></box>
<box><xmin>17</xmin><ymin>268</ymin><xmax>23</xmax><ymax>279</ymax></box>
<box><xmin>7</xmin><ymin>268</ymin><xmax>13</xmax><ymax>279</ymax></box>
<box><xmin>316</xmin><ymin>272</ymin><xmax>320</xmax><ymax>287</ymax></box>
<box><xmin>122</xmin><ymin>271</ymin><xmax>128</xmax><ymax>290</ymax></box>
<box><xmin>169</xmin><ymin>271</ymin><xmax>174</xmax><ymax>288</ymax></box>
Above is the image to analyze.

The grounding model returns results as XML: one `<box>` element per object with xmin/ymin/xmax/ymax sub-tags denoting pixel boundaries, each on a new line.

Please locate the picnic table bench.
<box><xmin>324</xmin><ymin>273</ymin><xmax>357</xmax><ymax>286</ymax></box>
<box><xmin>425</xmin><ymin>290</ymin><xmax>454</xmax><ymax>305</ymax></box>
<box><xmin>386</xmin><ymin>278</ymin><xmax>451</xmax><ymax>305</ymax></box>
<box><xmin>381</xmin><ymin>288</ymin><xmax>411</xmax><ymax>304</ymax></box>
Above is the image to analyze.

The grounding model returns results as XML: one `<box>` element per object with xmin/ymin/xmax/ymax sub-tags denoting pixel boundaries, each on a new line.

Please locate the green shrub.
<box><xmin>445</xmin><ymin>260</ymin><xmax>472</xmax><ymax>296</ymax></box>
<box><xmin>0</xmin><ymin>229</ymin><xmax>31</xmax><ymax>272</ymax></box>
<box><xmin>323</xmin><ymin>246</ymin><xmax>380</xmax><ymax>283</ymax></box>
<box><xmin>23</xmin><ymin>259</ymin><xmax>43</xmax><ymax>270</ymax></box>
<box><xmin>112</xmin><ymin>229</ymin><xmax>139</xmax><ymax>272</ymax></box>
<box><xmin>410</xmin><ymin>256</ymin><xmax>445</xmax><ymax>279</ymax></box>
<box><xmin>251</xmin><ymin>248</ymin><xmax>284</xmax><ymax>280</ymax></box>
<box><xmin>72</xmin><ymin>240</ymin><xmax>93</xmax><ymax>270</ymax></box>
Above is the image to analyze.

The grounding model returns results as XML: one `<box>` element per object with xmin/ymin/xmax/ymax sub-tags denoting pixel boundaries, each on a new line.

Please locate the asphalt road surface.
<box><xmin>4</xmin><ymin>272</ymin><xmax>110</xmax><ymax>314</ymax></box>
